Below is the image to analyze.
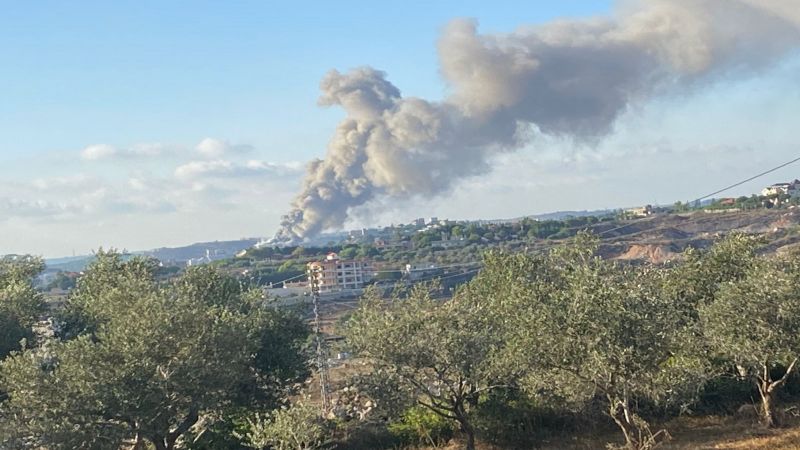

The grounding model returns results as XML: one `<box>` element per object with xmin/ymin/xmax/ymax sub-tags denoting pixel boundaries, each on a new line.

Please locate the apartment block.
<box><xmin>307</xmin><ymin>252</ymin><xmax>373</xmax><ymax>294</ymax></box>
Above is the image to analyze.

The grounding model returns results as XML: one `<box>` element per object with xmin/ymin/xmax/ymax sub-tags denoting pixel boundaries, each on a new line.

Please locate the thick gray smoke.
<box><xmin>274</xmin><ymin>0</ymin><xmax>800</xmax><ymax>243</ymax></box>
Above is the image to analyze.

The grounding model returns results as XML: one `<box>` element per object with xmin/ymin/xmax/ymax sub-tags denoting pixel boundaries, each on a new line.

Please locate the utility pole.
<box><xmin>309</xmin><ymin>265</ymin><xmax>331</xmax><ymax>414</ymax></box>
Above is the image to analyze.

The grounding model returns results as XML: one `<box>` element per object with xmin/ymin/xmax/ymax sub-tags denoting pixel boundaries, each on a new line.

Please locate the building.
<box><xmin>762</xmin><ymin>183</ymin><xmax>791</xmax><ymax>196</ymax></box>
<box><xmin>307</xmin><ymin>252</ymin><xmax>373</xmax><ymax>294</ymax></box>
<box><xmin>404</xmin><ymin>264</ymin><xmax>443</xmax><ymax>281</ymax></box>
<box><xmin>624</xmin><ymin>205</ymin><xmax>654</xmax><ymax>218</ymax></box>
<box><xmin>430</xmin><ymin>232</ymin><xmax>468</xmax><ymax>249</ymax></box>
<box><xmin>762</xmin><ymin>180</ymin><xmax>800</xmax><ymax>197</ymax></box>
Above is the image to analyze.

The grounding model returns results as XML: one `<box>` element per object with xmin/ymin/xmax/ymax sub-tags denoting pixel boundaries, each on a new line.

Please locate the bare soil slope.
<box><xmin>579</xmin><ymin>209</ymin><xmax>800</xmax><ymax>264</ymax></box>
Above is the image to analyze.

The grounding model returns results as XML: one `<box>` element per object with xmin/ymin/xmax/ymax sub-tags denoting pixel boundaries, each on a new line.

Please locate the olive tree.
<box><xmin>499</xmin><ymin>234</ymin><xmax>701</xmax><ymax>450</ymax></box>
<box><xmin>0</xmin><ymin>255</ymin><xmax>45</xmax><ymax>360</ymax></box>
<box><xmin>664</xmin><ymin>233</ymin><xmax>762</xmax><ymax>315</ymax></box>
<box><xmin>700</xmin><ymin>256</ymin><xmax>800</xmax><ymax>427</ymax></box>
<box><xmin>0</xmin><ymin>251</ymin><xmax>309</xmax><ymax>449</ymax></box>
<box><xmin>344</xmin><ymin>284</ymin><xmax>513</xmax><ymax>450</ymax></box>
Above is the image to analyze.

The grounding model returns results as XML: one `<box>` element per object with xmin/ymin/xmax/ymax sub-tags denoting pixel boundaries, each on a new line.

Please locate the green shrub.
<box><xmin>387</xmin><ymin>405</ymin><xmax>454</xmax><ymax>447</ymax></box>
<box><xmin>238</xmin><ymin>403</ymin><xmax>332</xmax><ymax>450</ymax></box>
<box><xmin>693</xmin><ymin>374</ymin><xmax>754</xmax><ymax>415</ymax></box>
<box><xmin>473</xmin><ymin>389</ymin><xmax>601</xmax><ymax>448</ymax></box>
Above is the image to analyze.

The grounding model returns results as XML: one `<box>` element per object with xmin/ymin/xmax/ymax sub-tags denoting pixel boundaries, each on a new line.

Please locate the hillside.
<box><xmin>585</xmin><ymin>208</ymin><xmax>800</xmax><ymax>264</ymax></box>
<box><xmin>44</xmin><ymin>238</ymin><xmax>262</xmax><ymax>271</ymax></box>
<box><xmin>140</xmin><ymin>238</ymin><xmax>260</xmax><ymax>263</ymax></box>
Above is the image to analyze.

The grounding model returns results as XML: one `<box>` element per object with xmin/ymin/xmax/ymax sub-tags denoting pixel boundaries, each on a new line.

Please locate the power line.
<box><xmin>356</xmin><ymin>156</ymin><xmax>800</xmax><ymax>296</ymax></box>
<box><xmin>261</xmin><ymin>272</ymin><xmax>307</xmax><ymax>287</ymax></box>
<box><xmin>306</xmin><ymin>268</ymin><xmax>485</xmax><ymax>313</ymax></box>
<box><xmin>371</xmin><ymin>261</ymin><xmax>482</xmax><ymax>274</ymax></box>
<box><xmin>591</xmin><ymin>217</ymin><xmax>650</xmax><ymax>239</ymax></box>
<box><xmin>565</xmin><ymin>156</ymin><xmax>800</xmax><ymax>241</ymax></box>
<box><xmin>266</xmin><ymin>261</ymin><xmax>483</xmax><ymax>287</ymax></box>
<box><xmin>267</xmin><ymin>155</ymin><xmax>800</xmax><ymax>295</ymax></box>
<box><xmin>263</xmin><ymin>155</ymin><xmax>800</xmax><ymax>414</ymax></box>
<box><xmin>690</xmin><ymin>154</ymin><xmax>800</xmax><ymax>204</ymax></box>
<box><xmin>266</xmin><ymin>261</ymin><xmax>480</xmax><ymax>285</ymax></box>
<box><xmin>402</xmin><ymin>266</ymin><xmax>483</xmax><ymax>285</ymax></box>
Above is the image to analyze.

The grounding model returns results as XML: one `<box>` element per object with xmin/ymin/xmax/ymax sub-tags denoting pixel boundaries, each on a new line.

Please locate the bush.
<box><xmin>473</xmin><ymin>389</ymin><xmax>602</xmax><ymax>448</ymax></box>
<box><xmin>387</xmin><ymin>406</ymin><xmax>455</xmax><ymax>447</ymax></box>
<box><xmin>693</xmin><ymin>374</ymin><xmax>754</xmax><ymax>415</ymax></box>
<box><xmin>692</xmin><ymin>367</ymin><xmax>800</xmax><ymax>416</ymax></box>
<box><xmin>238</xmin><ymin>403</ymin><xmax>332</xmax><ymax>450</ymax></box>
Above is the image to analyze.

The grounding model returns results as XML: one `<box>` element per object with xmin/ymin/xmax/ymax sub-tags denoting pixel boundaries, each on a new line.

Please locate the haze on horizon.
<box><xmin>1</xmin><ymin>0</ymin><xmax>799</xmax><ymax>258</ymax></box>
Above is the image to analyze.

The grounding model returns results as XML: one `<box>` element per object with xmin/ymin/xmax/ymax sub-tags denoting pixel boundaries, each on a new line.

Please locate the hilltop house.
<box><xmin>762</xmin><ymin>180</ymin><xmax>800</xmax><ymax>197</ymax></box>
<box><xmin>624</xmin><ymin>205</ymin><xmax>654</xmax><ymax>218</ymax></box>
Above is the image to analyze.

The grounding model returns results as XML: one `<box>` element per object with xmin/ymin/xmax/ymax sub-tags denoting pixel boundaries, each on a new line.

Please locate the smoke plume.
<box><xmin>274</xmin><ymin>0</ymin><xmax>800</xmax><ymax>243</ymax></box>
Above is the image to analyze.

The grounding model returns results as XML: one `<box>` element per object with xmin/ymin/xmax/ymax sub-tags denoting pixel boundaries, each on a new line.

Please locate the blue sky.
<box><xmin>0</xmin><ymin>1</ymin><xmax>612</xmax><ymax>160</ymax></box>
<box><xmin>1</xmin><ymin>1</ymin><xmax>799</xmax><ymax>257</ymax></box>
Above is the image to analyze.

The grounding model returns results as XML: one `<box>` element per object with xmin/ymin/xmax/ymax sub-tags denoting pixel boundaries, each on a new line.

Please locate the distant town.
<box><xmin>17</xmin><ymin>177</ymin><xmax>800</xmax><ymax>303</ymax></box>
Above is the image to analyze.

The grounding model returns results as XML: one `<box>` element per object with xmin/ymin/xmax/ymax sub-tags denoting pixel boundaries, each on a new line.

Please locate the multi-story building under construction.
<box><xmin>307</xmin><ymin>252</ymin><xmax>373</xmax><ymax>294</ymax></box>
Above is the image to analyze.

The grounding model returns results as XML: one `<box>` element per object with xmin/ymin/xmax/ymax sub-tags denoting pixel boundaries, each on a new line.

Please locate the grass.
<box><xmin>663</xmin><ymin>415</ymin><xmax>800</xmax><ymax>450</ymax></box>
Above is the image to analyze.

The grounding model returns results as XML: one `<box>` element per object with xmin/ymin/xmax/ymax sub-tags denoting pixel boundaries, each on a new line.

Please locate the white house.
<box><xmin>762</xmin><ymin>179</ymin><xmax>800</xmax><ymax>197</ymax></box>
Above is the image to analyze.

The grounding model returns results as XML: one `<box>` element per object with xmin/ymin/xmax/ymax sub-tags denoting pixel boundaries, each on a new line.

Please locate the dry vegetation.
<box><xmin>412</xmin><ymin>414</ymin><xmax>800</xmax><ymax>450</ymax></box>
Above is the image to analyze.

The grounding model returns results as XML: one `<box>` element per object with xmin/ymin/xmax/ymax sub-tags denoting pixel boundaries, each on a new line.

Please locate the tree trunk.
<box><xmin>165</xmin><ymin>407</ymin><xmax>199</xmax><ymax>449</ymax></box>
<box><xmin>461</xmin><ymin>421</ymin><xmax>476</xmax><ymax>450</ymax></box>
<box><xmin>454</xmin><ymin>404</ymin><xmax>476</xmax><ymax>450</ymax></box>
<box><xmin>754</xmin><ymin>359</ymin><xmax>797</xmax><ymax>429</ymax></box>
<box><xmin>758</xmin><ymin>382</ymin><xmax>780</xmax><ymax>428</ymax></box>
<box><xmin>608</xmin><ymin>395</ymin><xmax>640</xmax><ymax>450</ymax></box>
<box><xmin>760</xmin><ymin>388</ymin><xmax>778</xmax><ymax>428</ymax></box>
<box><xmin>150</xmin><ymin>437</ymin><xmax>167</xmax><ymax>450</ymax></box>
<box><xmin>131</xmin><ymin>432</ymin><xmax>146</xmax><ymax>450</ymax></box>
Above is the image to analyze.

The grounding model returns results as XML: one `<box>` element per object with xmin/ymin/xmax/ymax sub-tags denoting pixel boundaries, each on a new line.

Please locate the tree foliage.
<box><xmin>0</xmin><ymin>255</ymin><xmax>44</xmax><ymax>359</ymax></box>
<box><xmin>700</xmin><ymin>255</ymin><xmax>800</xmax><ymax>427</ymax></box>
<box><xmin>6</xmin><ymin>230</ymin><xmax>800</xmax><ymax>449</ymax></box>
<box><xmin>344</xmin><ymin>284</ymin><xmax>512</xmax><ymax>450</ymax></box>
<box><xmin>485</xmin><ymin>234</ymin><xmax>703</xmax><ymax>449</ymax></box>
<box><xmin>0</xmin><ymin>251</ymin><xmax>309</xmax><ymax>450</ymax></box>
<box><xmin>666</xmin><ymin>233</ymin><xmax>762</xmax><ymax>312</ymax></box>
<box><xmin>387</xmin><ymin>405</ymin><xmax>455</xmax><ymax>447</ymax></box>
<box><xmin>238</xmin><ymin>402</ymin><xmax>332</xmax><ymax>450</ymax></box>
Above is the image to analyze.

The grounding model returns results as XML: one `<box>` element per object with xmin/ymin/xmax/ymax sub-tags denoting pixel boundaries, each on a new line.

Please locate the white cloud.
<box><xmin>0</xmin><ymin>173</ymin><xmax>179</xmax><ymax>223</ymax></box>
<box><xmin>81</xmin><ymin>144</ymin><xmax>118</xmax><ymax>161</ymax></box>
<box><xmin>2</xmin><ymin>137</ymin><xmax>315</xmax><ymax>254</ymax></box>
<box><xmin>174</xmin><ymin>159</ymin><xmax>302</xmax><ymax>180</ymax></box>
<box><xmin>80</xmin><ymin>142</ymin><xmax>172</xmax><ymax>161</ymax></box>
<box><xmin>242</xmin><ymin>160</ymin><xmax>304</xmax><ymax>177</ymax></box>
<box><xmin>129</xmin><ymin>142</ymin><xmax>168</xmax><ymax>157</ymax></box>
<box><xmin>80</xmin><ymin>138</ymin><xmax>254</xmax><ymax>162</ymax></box>
<box><xmin>0</xmin><ymin>198</ymin><xmax>82</xmax><ymax>219</ymax></box>
<box><xmin>0</xmin><ymin>146</ymin><xmax>304</xmax><ymax>227</ymax></box>
<box><xmin>174</xmin><ymin>160</ymin><xmax>234</xmax><ymax>180</ymax></box>
<box><xmin>128</xmin><ymin>177</ymin><xmax>149</xmax><ymax>191</ymax></box>
<box><xmin>31</xmin><ymin>174</ymin><xmax>96</xmax><ymax>191</ymax></box>
<box><xmin>195</xmin><ymin>138</ymin><xmax>253</xmax><ymax>158</ymax></box>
